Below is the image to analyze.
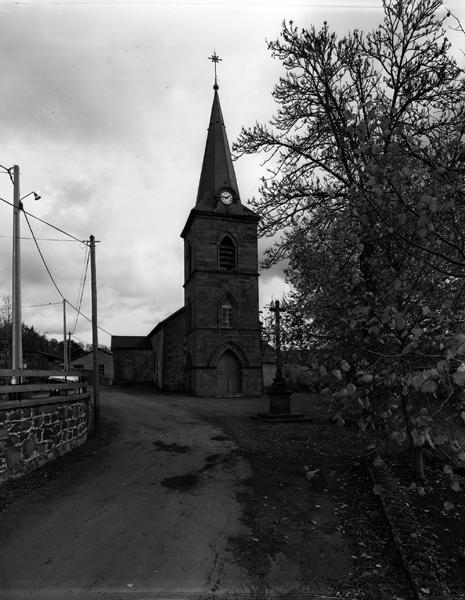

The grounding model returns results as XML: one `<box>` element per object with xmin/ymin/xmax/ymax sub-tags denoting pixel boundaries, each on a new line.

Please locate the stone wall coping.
<box><xmin>0</xmin><ymin>393</ymin><xmax>92</xmax><ymax>411</ymax></box>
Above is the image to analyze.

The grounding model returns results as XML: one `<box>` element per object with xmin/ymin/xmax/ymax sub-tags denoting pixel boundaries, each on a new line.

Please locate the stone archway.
<box><xmin>216</xmin><ymin>349</ymin><xmax>242</xmax><ymax>395</ymax></box>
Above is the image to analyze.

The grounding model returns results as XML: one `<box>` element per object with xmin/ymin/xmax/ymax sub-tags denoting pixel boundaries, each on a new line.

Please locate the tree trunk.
<box><xmin>400</xmin><ymin>393</ymin><xmax>426</xmax><ymax>481</ymax></box>
<box><xmin>415</xmin><ymin>446</ymin><xmax>426</xmax><ymax>482</ymax></box>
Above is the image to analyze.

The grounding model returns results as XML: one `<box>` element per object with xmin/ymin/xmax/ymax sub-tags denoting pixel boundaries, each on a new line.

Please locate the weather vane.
<box><xmin>208</xmin><ymin>51</ymin><xmax>222</xmax><ymax>89</ymax></box>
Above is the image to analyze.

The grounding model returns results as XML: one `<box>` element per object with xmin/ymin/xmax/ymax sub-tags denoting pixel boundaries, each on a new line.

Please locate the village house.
<box><xmin>70</xmin><ymin>348</ymin><xmax>114</xmax><ymax>385</ymax></box>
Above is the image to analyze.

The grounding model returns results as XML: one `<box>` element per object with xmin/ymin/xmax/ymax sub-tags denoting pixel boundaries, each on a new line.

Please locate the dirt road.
<box><xmin>0</xmin><ymin>389</ymin><xmax>256</xmax><ymax>599</ymax></box>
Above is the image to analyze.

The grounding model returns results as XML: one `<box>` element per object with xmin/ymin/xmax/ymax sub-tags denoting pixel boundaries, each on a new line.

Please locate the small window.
<box><xmin>219</xmin><ymin>236</ymin><xmax>236</xmax><ymax>270</ymax></box>
<box><xmin>99</xmin><ymin>364</ymin><xmax>105</xmax><ymax>375</ymax></box>
<box><xmin>221</xmin><ymin>302</ymin><xmax>233</xmax><ymax>328</ymax></box>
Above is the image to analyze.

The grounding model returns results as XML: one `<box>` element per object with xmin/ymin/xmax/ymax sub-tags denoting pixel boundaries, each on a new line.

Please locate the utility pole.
<box><xmin>90</xmin><ymin>235</ymin><xmax>100</xmax><ymax>432</ymax></box>
<box><xmin>68</xmin><ymin>331</ymin><xmax>72</xmax><ymax>368</ymax></box>
<box><xmin>11</xmin><ymin>165</ymin><xmax>22</xmax><ymax>381</ymax></box>
<box><xmin>63</xmin><ymin>299</ymin><xmax>68</xmax><ymax>376</ymax></box>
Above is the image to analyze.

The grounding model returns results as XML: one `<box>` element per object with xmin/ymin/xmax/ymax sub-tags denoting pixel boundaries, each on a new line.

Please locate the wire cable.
<box><xmin>71</xmin><ymin>246</ymin><xmax>90</xmax><ymax>335</ymax></box>
<box><xmin>23</xmin><ymin>210</ymin><xmax>66</xmax><ymax>300</ymax></box>
<box><xmin>0</xmin><ymin>195</ymin><xmax>86</xmax><ymax>244</ymax></box>
<box><xmin>22</xmin><ymin>301</ymin><xmax>62</xmax><ymax>309</ymax></box>
<box><xmin>22</xmin><ymin>210</ymin><xmax>112</xmax><ymax>337</ymax></box>
<box><xmin>0</xmin><ymin>236</ymin><xmax>78</xmax><ymax>242</ymax></box>
<box><xmin>0</xmin><ymin>165</ymin><xmax>14</xmax><ymax>185</ymax></box>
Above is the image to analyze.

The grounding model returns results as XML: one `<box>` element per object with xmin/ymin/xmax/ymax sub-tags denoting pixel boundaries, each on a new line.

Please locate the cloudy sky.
<box><xmin>0</xmin><ymin>0</ymin><xmax>464</xmax><ymax>350</ymax></box>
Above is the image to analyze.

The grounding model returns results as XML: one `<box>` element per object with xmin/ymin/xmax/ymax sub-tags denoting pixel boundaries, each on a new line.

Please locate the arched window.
<box><xmin>221</xmin><ymin>301</ymin><xmax>233</xmax><ymax>328</ymax></box>
<box><xmin>218</xmin><ymin>235</ymin><xmax>236</xmax><ymax>270</ymax></box>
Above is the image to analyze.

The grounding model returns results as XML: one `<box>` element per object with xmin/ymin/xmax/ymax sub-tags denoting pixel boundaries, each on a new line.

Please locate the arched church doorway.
<box><xmin>216</xmin><ymin>349</ymin><xmax>242</xmax><ymax>395</ymax></box>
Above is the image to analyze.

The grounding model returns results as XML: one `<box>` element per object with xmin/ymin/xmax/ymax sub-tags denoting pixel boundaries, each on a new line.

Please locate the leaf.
<box><xmin>373</xmin><ymin>455</ymin><xmax>384</xmax><ymax>468</ymax></box>
<box><xmin>346</xmin><ymin>382</ymin><xmax>357</xmax><ymax>396</ymax></box>
<box><xmin>411</xmin><ymin>429</ymin><xmax>425</xmax><ymax>447</ymax></box>
<box><xmin>304</xmin><ymin>467</ymin><xmax>320</xmax><ymax>481</ymax></box>
<box><xmin>358</xmin><ymin>373</ymin><xmax>373</xmax><ymax>384</ymax></box>
<box><xmin>391</xmin><ymin>430</ymin><xmax>407</xmax><ymax>445</ymax></box>
<box><xmin>420</xmin><ymin>379</ymin><xmax>437</xmax><ymax>394</ymax></box>
<box><xmin>453</xmin><ymin>371</ymin><xmax>465</xmax><ymax>386</ymax></box>
<box><xmin>457</xmin><ymin>451</ymin><xmax>465</xmax><ymax>463</ymax></box>
<box><xmin>443</xmin><ymin>464</ymin><xmax>453</xmax><ymax>476</ymax></box>
<box><xmin>451</xmin><ymin>440</ymin><xmax>461</xmax><ymax>453</ymax></box>
<box><xmin>417</xmin><ymin>486</ymin><xmax>426</xmax><ymax>496</ymax></box>
<box><xmin>422</xmin><ymin>306</ymin><xmax>431</xmax><ymax>316</ymax></box>
<box><xmin>436</xmin><ymin>359</ymin><xmax>447</xmax><ymax>372</ymax></box>
<box><xmin>372</xmin><ymin>484</ymin><xmax>381</xmax><ymax>496</ymax></box>
<box><xmin>451</xmin><ymin>480</ymin><xmax>461</xmax><ymax>492</ymax></box>
<box><xmin>381</xmin><ymin>309</ymin><xmax>391</xmax><ymax>324</ymax></box>
<box><xmin>395</xmin><ymin>316</ymin><xmax>406</xmax><ymax>330</ymax></box>
<box><xmin>432</xmin><ymin>433</ymin><xmax>447</xmax><ymax>446</ymax></box>
<box><xmin>444</xmin><ymin>501</ymin><xmax>455</xmax><ymax>512</ymax></box>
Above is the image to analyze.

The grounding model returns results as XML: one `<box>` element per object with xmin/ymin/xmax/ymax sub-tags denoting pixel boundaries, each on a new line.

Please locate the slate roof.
<box><xmin>146</xmin><ymin>307</ymin><xmax>185</xmax><ymax>338</ymax></box>
<box><xmin>72</xmin><ymin>347</ymin><xmax>113</xmax><ymax>361</ymax></box>
<box><xmin>196</xmin><ymin>88</ymin><xmax>239</xmax><ymax>208</ymax></box>
<box><xmin>111</xmin><ymin>336</ymin><xmax>152</xmax><ymax>350</ymax></box>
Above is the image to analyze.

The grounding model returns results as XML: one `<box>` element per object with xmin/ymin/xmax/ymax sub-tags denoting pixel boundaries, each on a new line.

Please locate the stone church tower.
<box><xmin>180</xmin><ymin>82</ymin><xmax>262</xmax><ymax>396</ymax></box>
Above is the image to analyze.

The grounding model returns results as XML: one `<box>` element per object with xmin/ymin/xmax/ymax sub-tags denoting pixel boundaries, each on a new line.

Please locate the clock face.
<box><xmin>220</xmin><ymin>191</ymin><xmax>233</xmax><ymax>205</ymax></box>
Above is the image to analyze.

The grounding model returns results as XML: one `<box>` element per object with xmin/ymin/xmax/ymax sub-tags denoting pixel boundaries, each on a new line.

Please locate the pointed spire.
<box><xmin>195</xmin><ymin>87</ymin><xmax>240</xmax><ymax>208</ymax></box>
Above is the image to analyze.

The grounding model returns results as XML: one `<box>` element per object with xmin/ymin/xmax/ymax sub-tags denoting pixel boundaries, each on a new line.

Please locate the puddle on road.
<box><xmin>152</xmin><ymin>441</ymin><xmax>192</xmax><ymax>453</ymax></box>
<box><xmin>200</xmin><ymin>453</ymin><xmax>222</xmax><ymax>471</ymax></box>
<box><xmin>160</xmin><ymin>451</ymin><xmax>239</xmax><ymax>491</ymax></box>
<box><xmin>161</xmin><ymin>473</ymin><xmax>200</xmax><ymax>491</ymax></box>
<box><xmin>211</xmin><ymin>435</ymin><xmax>229</xmax><ymax>442</ymax></box>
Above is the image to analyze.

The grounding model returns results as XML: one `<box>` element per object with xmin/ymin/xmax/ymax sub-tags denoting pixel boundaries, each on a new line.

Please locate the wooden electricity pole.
<box><xmin>11</xmin><ymin>165</ymin><xmax>22</xmax><ymax>381</ymax></box>
<box><xmin>90</xmin><ymin>235</ymin><xmax>100</xmax><ymax>432</ymax></box>
<box><xmin>63</xmin><ymin>299</ymin><xmax>68</xmax><ymax>376</ymax></box>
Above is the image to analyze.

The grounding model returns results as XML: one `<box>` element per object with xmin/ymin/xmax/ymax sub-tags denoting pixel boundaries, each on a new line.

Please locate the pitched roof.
<box><xmin>180</xmin><ymin>86</ymin><xmax>259</xmax><ymax>239</ymax></box>
<box><xmin>146</xmin><ymin>307</ymin><xmax>185</xmax><ymax>338</ymax></box>
<box><xmin>71</xmin><ymin>347</ymin><xmax>113</xmax><ymax>361</ymax></box>
<box><xmin>196</xmin><ymin>88</ymin><xmax>239</xmax><ymax>209</ymax></box>
<box><xmin>23</xmin><ymin>348</ymin><xmax>62</xmax><ymax>361</ymax></box>
<box><xmin>111</xmin><ymin>336</ymin><xmax>152</xmax><ymax>350</ymax></box>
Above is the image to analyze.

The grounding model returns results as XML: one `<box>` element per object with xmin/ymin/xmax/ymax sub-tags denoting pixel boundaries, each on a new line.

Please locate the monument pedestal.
<box><xmin>255</xmin><ymin>378</ymin><xmax>312</xmax><ymax>423</ymax></box>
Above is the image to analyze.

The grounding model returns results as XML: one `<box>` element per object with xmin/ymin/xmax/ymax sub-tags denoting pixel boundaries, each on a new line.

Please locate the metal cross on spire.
<box><xmin>208</xmin><ymin>51</ymin><xmax>222</xmax><ymax>90</ymax></box>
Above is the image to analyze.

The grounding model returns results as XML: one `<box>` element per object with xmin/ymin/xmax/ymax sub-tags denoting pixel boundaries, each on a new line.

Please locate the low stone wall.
<box><xmin>0</xmin><ymin>394</ymin><xmax>93</xmax><ymax>483</ymax></box>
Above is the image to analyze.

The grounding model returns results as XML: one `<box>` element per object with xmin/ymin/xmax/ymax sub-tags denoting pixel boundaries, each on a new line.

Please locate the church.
<box><xmin>111</xmin><ymin>72</ymin><xmax>263</xmax><ymax>397</ymax></box>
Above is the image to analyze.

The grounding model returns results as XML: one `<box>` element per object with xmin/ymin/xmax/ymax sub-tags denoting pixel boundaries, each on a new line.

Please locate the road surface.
<box><xmin>0</xmin><ymin>388</ymin><xmax>256</xmax><ymax>599</ymax></box>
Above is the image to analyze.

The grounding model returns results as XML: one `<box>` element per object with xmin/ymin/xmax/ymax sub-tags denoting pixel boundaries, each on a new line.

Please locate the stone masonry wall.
<box><xmin>0</xmin><ymin>396</ymin><xmax>92</xmax><ymax>483</ymax></box>
<box><xmin>114</xmin><ymin>349</ymin><xmax>152</xmax><ymax>382</ymax></box>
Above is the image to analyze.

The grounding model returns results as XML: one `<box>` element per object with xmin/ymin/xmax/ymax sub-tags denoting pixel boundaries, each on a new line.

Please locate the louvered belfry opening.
<box><xmin>219</xmin><ymin>236</ymin><xmax>236</xmax><ymax>270</ymax></box>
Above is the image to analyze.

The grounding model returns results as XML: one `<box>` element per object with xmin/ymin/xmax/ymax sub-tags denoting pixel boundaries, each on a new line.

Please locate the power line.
<box><xmin>23</xmin><ymin>210</ymin><xmax>66</xmax><ymax>300</ymax></box>
<box><xmin>22</xmin><ymin>301</ymin><xmax>62</xmax><ymax>309</ymax></box>
<box><xmin>0</xmin><ymin>195</ymin><xmax>86</xmax><ymax>244</ymax></box>
<box><xmin>72</xmin><ymin>246</ymin><xmax>90</xmax><ymax>335</ymax></box>
<box><xmin>0</xmin><ymin>235</ymin><xmax>78</xmax><ymax>242</ymax></box>
<box><xmin>22</xmin><ymin>211</ymin><xmax>113</xmax><ymax>337</ymax></box>
<box><xmin>0</xmin><ymin>165</ymin><xmax>14</xmax><ymax>185</ymax></box>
